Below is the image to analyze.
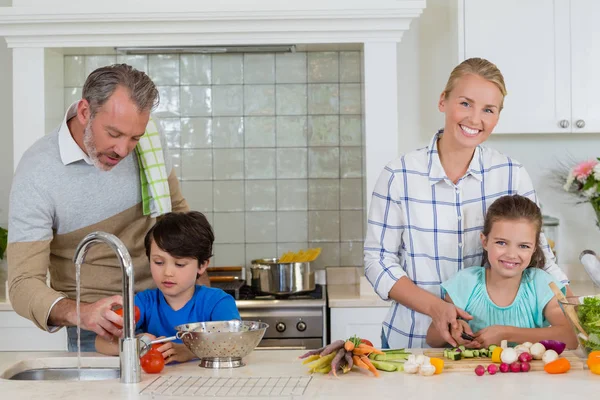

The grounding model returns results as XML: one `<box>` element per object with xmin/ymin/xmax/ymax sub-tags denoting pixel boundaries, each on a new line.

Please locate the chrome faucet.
<box><xmin>73</xmin><ymin>231</ymin><xmax>141</xmax><ymax>384</ymax></box>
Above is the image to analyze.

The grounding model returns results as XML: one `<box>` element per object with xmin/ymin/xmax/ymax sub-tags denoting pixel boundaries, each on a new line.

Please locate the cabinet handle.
<box><xmin>558</xmin><ymin>119</ymin><xmax>570</xmax><ymax>129</ymax></box>
<box><xmin>576</xmin><ymin>119</ymin><xmax>586</xmax><ymax>129</ymax></box>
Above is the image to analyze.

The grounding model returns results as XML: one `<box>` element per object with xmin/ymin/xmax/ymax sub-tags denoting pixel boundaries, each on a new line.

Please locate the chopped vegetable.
<box><xmin>544</xmin><ymin>358</ymin><xmax>571</xmax><ymax>374</ymax></box>
<box><xmin>370</xmin><ymin>360</ymin><xmax>398</xmax><ymax>372</ymax></box>
<box><xmin>429</xmin><ymin>357</ymin><xmax>444</xmax><ymax>374</ymax></box>
<box><xmin>529</xmin><ymin>342</ymin><xmax>546</xmax><ymax>360</ymax></box>
<box><xmin>491</xmin><ymin>347</ymin><xmax>503</xmax><ymax>363</ymax></box>
<box><xmin>539</xmin><ymin>340</ymin><xmax>566</xmax><ymax>355</ymax></box>
<box><xmin>578</xmin><ymin>296</ymin><xmax>600</xmax><ymax>351</ymax></box>
<box><xmin>500</xmin><ymin>348</ymin><xmax>518</xmax><ymax>364</ymax></box>
<box><xmin>542</xmin><ymin>349</ymin><xmax>560</xmax><ymax>365</ymax></box>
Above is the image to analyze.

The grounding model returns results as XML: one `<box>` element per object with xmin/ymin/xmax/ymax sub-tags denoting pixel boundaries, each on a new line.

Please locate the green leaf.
<box><xmin>0</xmin><ymin>226</ymin><xmax>7</xmax><ymax>260</ymax></box>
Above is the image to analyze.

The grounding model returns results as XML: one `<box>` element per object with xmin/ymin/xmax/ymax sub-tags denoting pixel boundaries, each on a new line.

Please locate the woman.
<box><xmin>364</xmin><ymin>58</ymin><xmax>570</xmax><ymax>349</ymax></box>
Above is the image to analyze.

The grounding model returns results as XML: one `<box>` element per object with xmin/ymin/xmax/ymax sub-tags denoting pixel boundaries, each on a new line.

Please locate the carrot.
<box><xmin>299</xmin><ymin>346</ymin><xmax>326</xmax><ymax>359</ymax></box>
<box><xmin>320</xmin><ymin>340</ymin><xmax>345</xmax><ymax>356</ymax></box>
<box><xmin>357</xmin><ymin>343</ymin><xmax>384</xmax><ymax>355</ymax></box>
<box><xmin>360</xmin><ymin>355</ymin><xmax>380</xmax><ymax>377</ymax></box>
<box><xmin>344</xmin><ymin>340</ymin><xmax>355</xmax><ymax>352</ymax></box>
<box><xmin>307</xmin><ymin>353</ymin><xmax>336</xmax><ymax>372</ymax></box>
<box><xmin>301</xmin><ymin>354</ymin><xmax>320</xmax><ymax>364</ymax></box>
<box><xmin>344</xmin><ymin>351</ymin><xmax>353</xmax><ymax>370</ymax></box>
<box><xmin>351</xmin><ymin>347</ymin><xmax>373</xmax><ymax>356</ymax></box>
<box><xmin>331</xmin><ymin>349</ymin><xmax>346</xmax><ymax>377</ymax></box>
<box><xmin>353</xmin><ymin>355</ymin><xmax>369</xmax><ymax>370</ymax></box>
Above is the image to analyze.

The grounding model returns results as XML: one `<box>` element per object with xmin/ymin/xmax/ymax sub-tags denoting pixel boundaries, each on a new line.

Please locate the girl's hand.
<box><xmin>152</xmin><ymin>338</ymin><xmax>196</xmax><ymax>364</ymax></box>
<box><xmin>450</xmin><ymin>320</ymin><xmax>481</xmax><ymax>349</ymax></box>
<box><xmin>472</xmin><ymin>325</ymin><xmax>506</xmax><ymax>348</ymax></box>
<box><xmin>429</xmin><ymin>301</ymin><xmax>473</xmax><ymax>347</ymax></box>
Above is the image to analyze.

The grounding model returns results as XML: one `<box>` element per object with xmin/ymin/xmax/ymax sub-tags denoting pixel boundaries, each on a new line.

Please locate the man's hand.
<box><xmin>450</xmin><ymin>319</ymin><xmax>480</xmax><ymax>348</ymax></box>
<box><xmin>429</xmin><ymin>301</ymin><xmax>473</xmax><ymax>347</ymax></box>
<box><xmin>76</xmin><ymin>295</ymin><xmax>124</xmax><ymax>340</ymax></box>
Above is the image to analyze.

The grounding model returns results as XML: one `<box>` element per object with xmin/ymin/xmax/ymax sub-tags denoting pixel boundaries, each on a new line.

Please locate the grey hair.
<box><xmin>82</xmin><ymin>64</ymin><xmax>159</xmax><ymax>118</ymax></box>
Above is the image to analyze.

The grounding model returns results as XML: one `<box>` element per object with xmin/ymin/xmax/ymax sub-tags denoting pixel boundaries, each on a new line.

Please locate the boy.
<box><xmin>95</xmin><ymin>211</ymin><xmax>240</xmax><ymax>363</ymax></box>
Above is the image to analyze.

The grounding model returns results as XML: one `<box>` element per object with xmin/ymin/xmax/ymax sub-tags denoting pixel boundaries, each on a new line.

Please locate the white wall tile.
<box><xmin>340</xmin><ymin>210</ymin><xmax>363</xmax><ymax>241</ymax></box>
<box><xmin>309</xmin><ymin>179</ymin><xmax>340</xmax><ymax>210</ymax></box>
<box><xmin>181</xmin><ymin>181</ymin><xmax>213</xmax><ymax>212</ymax></box>
<box><xmin>308</xmin><ymin>115</ymin><xmax>339</xmax><ymax>146</ymax></box>
<box><xmin>309</xmin><ymin>148</ymin><xmax>339</xmax><ymax>178</ymax></box>
<box><xmin>245</xmin><ymin>149</ymin><xmax>276</xmax><ymax>179</ymax></box>
<box><xmin>213</xmin><ymin>117</ymin><xmax>244</xmax><ymax>148</ymax></box>
<box><xmin>245</xmin><ymin>117</ymin><xmax>276</xmax><ymax>148</ymax></box>
<box><xmin>340</xmin><ymin>115</ymin><xmax>362</xmax><ymax>146</ymax></box>
<box><xmin>275</xmin><ymin>53</ymin><xmax>307</xmax><ymax>83</ymax></box>
<box><xmin>213</xmin><ymin>180</ymin><xmax>245</xmax><ymax>212</ymax></box>
<box><xmin>180</xmin><ymin>86</ymin><xmax>211</xmax><ymax>117</ymax></box>
<box><xmin>169</xmin><ymin>150</ymin><xmax>181</xmax><ymax>178</ymax></box>
<box><xmin>340</xmin><ymin>241</ymin><xmax>364</xmax><ymax>266</ymax></box>
<box><xmin>213</xmin><ymin>85</ymin><xmax>243</xmax><ymax>116</ymax></box>
<box><xmin>245</xmin><ymin>180</ymin><xmax>276</xmax><ymax>211</ymax></box>
<box><xmin>213</xmin><ymin>212</ymin><xmax>245</xmax><ymax>244</ymax></box>
<box><xmin>154</xmin><ymin>86</ymin><xmax>180</xmax><ymax>117</ymax></box>
<box><xmin>156</xmin><ymin>118</ymin><xmax>181</xmax><ymax>148</ymax></box>
<box><xmin>340</xmin><ymin>178</ymin><xmax>363</xmax><ymax>210</ymax></box>
<box><xmin>309</xmin><ymin>242</ymin><xmax>340</xmax><ymax>269</ymax></box>
<box><xmin>85</xmin><ymin>55</ymin><xmax>116</xmax><ymax>76</ymax></box>
<box><xmin>244</xmin><ymin>54</ymin><xmax>275</xmax><ymax>84</ymax></box>
<box><xmin>180</xmin><ymin>54</ymin><xmax>211</xmax><ymax>85</ymax></box>
<box><xmin>308</xmin><ymin>84</ymin><xmax>339</xmax><ymax>114</ymax></box>
<box><xmin>309</xmin><ymin>210</ymin><xmax>340</xmax><ymax>242</ymax></box>
<box><xmin>244</xmin><ymin>85</ymin><xmax>275</xmax><ymax>116</ymax></box>
<box><xmin>148</xmin><ymin>54</ymin><xmax>179</xmax><ymax>86</ymax></box>
<box><xmin>64</xmin><ymin>87</ymin><xmax>81</xmax><ymax>109</ymax></box>
<box><xmin>181</xmin><ymin>149</ymin><xmax>212</xmax><ymax>180</ymax></box>
<box><xmin>340</xmin><ymin>83</ymin><xmax>362</xmax><ymax>114</ymax></box>
<box><xmin>340</xmin><ymin>52</ymin><xmax>361</xmax><ymax>83</ymax></box>
<box><xmin>213</xmin><ymin>243</ymin><xmax>245</xmax><ymax>266</ymax></box>
<box><xmin>117</xmin><ymin>55</ymin><xmax>148</xmax><ymax>73</ymax></box>
<box><xmin>277</xmin><ymin>148</ymin><xmax>307</xmax><ymax>179</ymax></box>
<box><xmin>246</xmin><ymin>243</ymin><xmax>277</xmax><ymax>266</ymax></box>
<box><xmin>340</xmin><ymin>147</ymin><xmax>362</xmax><ymax>178</ymax></box>
<box><xmin>277</xmin><ymin>211</ymin><xmax>308</xmax><ymax>242</ymax></box>
<box><xmin>245</xmin><ymin>211</ymin><xmax>277</xmax><ymax>243</ymax></box>
<box><xmin>181</xmin><ymin>117</ymin><xmax>212</xmax><ymax>149</ymax></box>
<box><xmin>276</xmin><ymin>84</ymin><xmax>307</xmax><ymax>115</ymax></box>
<box><xmin>308</xmin><ymin>52</ymin><xmax>339</xmax><ymax>83</ymax></box>
<box><xmin>212</xmin><ymin>54</ymin><xmax>243</xmax><ymax>84</ymax></box>
<box><xmin>276</xmin><ymin>116</ymin><xmax>307</xmax><ymax>147</ymax></box>
<box><xmin>64</xmin><ymin>56</ymin><xmax>85</xmax><ymax>87</ymax></box>
<box><xmin>213</xmin><ymin>149</ymin><xmax>244</xmax><ymax>180</ymax></box>
<box><xmin>277</xmin><ymin>179</ymin><xmax>308</xmax><ymax>211</ymax></box>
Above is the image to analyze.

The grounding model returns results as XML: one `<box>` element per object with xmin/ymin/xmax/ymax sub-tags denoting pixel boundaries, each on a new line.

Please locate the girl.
<box><xmin>364</xmin><ymin>57</ymin><xmax>571</xmax><ymax>349</ymax></box>
<box><xmin>426</xmin><ymin>195</ymin><xmax>578</xmax><ymax>349</ymax></box>
<box><xmin>95</xmin><ymin>211</ymin><xmax>240</xmax><ymax>363</ymax></box>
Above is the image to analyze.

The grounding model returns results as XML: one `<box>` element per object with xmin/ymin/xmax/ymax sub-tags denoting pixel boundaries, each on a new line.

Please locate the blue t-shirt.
<box><xmin>441</xmin><ymin>267</ymin><xmax>566</xmax><ymax>333</ymax></box>
<box><xmin>135</xmin><ymin>285</ymin><xmax>240</xmax><ymax>343</ymax></box>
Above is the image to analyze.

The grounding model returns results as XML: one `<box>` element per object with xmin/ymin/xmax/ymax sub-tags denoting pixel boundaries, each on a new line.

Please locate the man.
<box><xmin>7</xmin><ymin>64</ymin><xmax>208</xmax><ymax>351</ymax></box>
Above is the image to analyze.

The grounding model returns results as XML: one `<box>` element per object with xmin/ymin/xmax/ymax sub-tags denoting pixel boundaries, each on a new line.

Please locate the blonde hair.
<box><xmin>442</xmin><ymin>57</ymin><xmax>507</xmax><ymax>111</ymax></box>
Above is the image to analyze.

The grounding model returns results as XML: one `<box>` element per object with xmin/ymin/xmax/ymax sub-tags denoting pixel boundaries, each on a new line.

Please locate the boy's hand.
<box><xmin>472</xmin><ymin>325</ymin><xmax>505</xmax><ymax>348</ymax></box>
<box><xmin>152</xmin><ymin>337</ymin><xmax>196</xmax><ymax>364</ymax></box>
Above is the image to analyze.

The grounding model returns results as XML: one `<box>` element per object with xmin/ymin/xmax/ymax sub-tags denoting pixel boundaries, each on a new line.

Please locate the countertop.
<box><xmin>327</xmin><ymin>279</ymin><xmax>600</xmax><ymax>308</ymax></box>
<box><xmin>0</xmin><ymin>349</ymin><xmax>598</xmax><ymax>399</ymax></box>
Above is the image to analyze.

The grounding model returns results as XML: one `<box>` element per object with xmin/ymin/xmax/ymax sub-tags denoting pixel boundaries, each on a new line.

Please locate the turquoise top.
<box><xmin>441</xmin><ymin>267</ymin><xmax>566</xmax><ymax>333</ymax></box>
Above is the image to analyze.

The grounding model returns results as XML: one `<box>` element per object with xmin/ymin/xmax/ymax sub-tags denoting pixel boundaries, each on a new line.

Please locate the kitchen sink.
<box><xmin>7</xmin><ymin>367</ymin><xmax>120</xmax><ymax>381</ymax></box>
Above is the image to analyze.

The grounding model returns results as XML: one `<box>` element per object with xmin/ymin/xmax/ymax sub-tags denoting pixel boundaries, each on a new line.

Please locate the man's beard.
<box><xmin>83</xmin><ymin>119</ymin><xmax>120</xmax><ymax>171</ymax></box>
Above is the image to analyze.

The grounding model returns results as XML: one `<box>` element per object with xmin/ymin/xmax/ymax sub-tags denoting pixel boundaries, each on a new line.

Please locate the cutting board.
<box><xmin>423</xmin><ymin>349</ymin><xmax>584</xmax><ymax>371</ymax></box>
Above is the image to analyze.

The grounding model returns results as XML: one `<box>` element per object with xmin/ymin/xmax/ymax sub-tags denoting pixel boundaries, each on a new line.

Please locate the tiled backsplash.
<box><xmin>64</xmin><ymin>51</ymin><xmax>365</xmax><ymax>269</ymax></box>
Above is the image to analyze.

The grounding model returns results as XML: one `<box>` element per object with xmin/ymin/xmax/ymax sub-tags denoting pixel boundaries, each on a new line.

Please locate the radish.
<box><xmin>521</xmin><ymin>362</ymin><xmax>531</xmax><ymax>372</ymax></box>
<box><xmin>474</xmin><ymin>365</ymin><xmax>486</xmax><ymax>376</ymax></box>
<box><xmin>487</xmin><ymin>364</ymin><xmax>498</xmax><ymax>375</ymax></box>
<box><xmin>499</xmin><ymin>363</ymin><xmax>510</xmax><ymax>373</ymax></box>
<box><xmin>518</xmin><ymin>352</ymin><xmax>533</xmax><ymax>363</ymax></box>
<box><xmin>509</xmin><ymin>361</ymin><xmax>521</xmax><ymax>373</ymax></box>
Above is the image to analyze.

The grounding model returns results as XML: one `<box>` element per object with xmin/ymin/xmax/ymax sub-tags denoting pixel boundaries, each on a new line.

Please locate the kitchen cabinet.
<box><xmin>459</xmin><ymin>0</ymin><xmax>600</xmax><ymax>134</ymax></box>
<box><xmin>0</xmin><ymin>310</ymin><xmax>67</xmax><ymax>351</ymax></box>
<box><xmin>329</xmin><ymin>307</ymin><xmax>388</xmax><ymax>348</ymax></box>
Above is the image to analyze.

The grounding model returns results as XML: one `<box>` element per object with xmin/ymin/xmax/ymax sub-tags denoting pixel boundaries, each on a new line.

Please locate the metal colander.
<box><xmin>174</xmin><ymin>320</ymin><xmax>268</xmax><ymax>368</ymax></box>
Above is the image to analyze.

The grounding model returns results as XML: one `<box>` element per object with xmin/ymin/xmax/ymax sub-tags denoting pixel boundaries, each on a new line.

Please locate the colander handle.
<box><xmin>149</xmin><ymin>335</ymin><xmax>178</xmax><ymax>345</ymax></box>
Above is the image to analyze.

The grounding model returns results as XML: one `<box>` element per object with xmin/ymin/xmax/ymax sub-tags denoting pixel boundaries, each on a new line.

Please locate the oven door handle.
<box><xmin>257</xmin><ymin>346</ymin><xmax>307</xmax><ymax>350</ymax></box>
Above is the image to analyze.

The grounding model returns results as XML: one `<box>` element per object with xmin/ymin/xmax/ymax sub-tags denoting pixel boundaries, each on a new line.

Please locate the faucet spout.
<box><xmin>73</xmin><ymin>231</ymin><xmax>141</xmax><ymax>383</ymax></box>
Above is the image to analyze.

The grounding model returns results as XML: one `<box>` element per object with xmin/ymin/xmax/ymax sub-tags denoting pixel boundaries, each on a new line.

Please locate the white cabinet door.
<box><xmin>330</xmin><ymin>307</ymin><xmax>389</xmax><ymax>348</ymax></box>
<box><xmin>0</xmin><ymin>311</ymin><xmax>67</xmax><ymax>351</ymax></box>
<box><xmin>461</xmin><ymin>0</ymin><xmax>571</xmax><ymax>134</ymax></box>
<box><xmin>570</xmin><ymin>0</ymin><xmax>600</xmax><ymax>134</ymax></box>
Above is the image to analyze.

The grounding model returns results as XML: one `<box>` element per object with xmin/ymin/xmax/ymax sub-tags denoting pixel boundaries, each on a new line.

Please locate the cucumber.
<box><xmin>462</xmin><ymin>349</ymin><xmax>474</xmax><ymax>358</ymax></box>
<box><xmin>458</xmin><ymin>345</ymin><xmax>466</xmax><ymax>352</ymax></box>
<box><xmin>447</xmin><ymin>351</ymin><xmax>461</xmax><ymax>361</ymax></box>
<box><xmin>373</xmin><ymin>353</ymin><xmax>410</xmax><ymax>361</ymax></box>
<box><xmin>479</xmin><ymin>348</ymin><xmax>488</xmax><ymax>357</ymax></box>
<box><xmin>370</xmin><ymin>360</ymin><xmax>398</xmax><ymax>372</ymax></box>
<box><xmin>444</xmin><ymin>348</ymin><xmax>449</xmax><ymax>358</ymax></box>
<box><xmin>382</xmin><ymin>348</ymin><xmax>407</xmax><ymax>354</ymax></box>
<box><xmin>473</xmin><ymin>350</ymin><xmax>480</xmax><ymax>357</ymax></box>
<box><xmin>488</xmin><ymin>344</ymin><xmax>498</xmax><ymax>353</ymax></box>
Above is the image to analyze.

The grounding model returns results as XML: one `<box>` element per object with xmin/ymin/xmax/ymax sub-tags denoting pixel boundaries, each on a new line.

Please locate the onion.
<box><xmin>538</xmin><ymin>340</ymin><xmax>566</xmax><ymax>355</ymax></box>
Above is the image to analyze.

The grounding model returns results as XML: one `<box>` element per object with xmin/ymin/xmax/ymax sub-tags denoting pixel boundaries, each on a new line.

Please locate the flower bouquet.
<box><xmin>563</xmin><ymin>159</ymin><xmax>600</xmax><ymax>228</ymax></box>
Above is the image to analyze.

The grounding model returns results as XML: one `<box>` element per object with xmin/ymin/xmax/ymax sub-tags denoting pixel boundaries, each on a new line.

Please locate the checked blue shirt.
<box><xmin>364</xmin><ymin>131</ymin><xmax>569</xmax><ymax>349</ymax></box>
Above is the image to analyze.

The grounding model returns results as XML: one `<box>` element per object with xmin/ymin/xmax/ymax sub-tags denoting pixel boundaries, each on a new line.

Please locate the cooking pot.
<box><xmin>249</xmin><ymin>258</ymin><xmax>315</xmax><ymax>296</ymax></box>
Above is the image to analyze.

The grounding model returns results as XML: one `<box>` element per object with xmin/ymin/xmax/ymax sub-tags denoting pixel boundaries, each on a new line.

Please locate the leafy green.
<box><xmin>0</xmin><ymin>226</ymin><xmax>7</xmax><ymax>260</ymax></box>
<box><xmin>578</xmin><ymin>296</ymin><xmax>600</xmax><ymax>351</ymax></box>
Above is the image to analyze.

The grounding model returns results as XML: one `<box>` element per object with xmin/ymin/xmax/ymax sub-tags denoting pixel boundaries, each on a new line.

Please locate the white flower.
<box><xmin>564</xmin><ymin>171</ymin><xmax>576</xmax><ymax>192</ymax></box>
<box><xmin>594</xmin><ymin>163</ymin><xmax>600</xmax><ymax>181</ymax></box>
<box><xmin>583</xmin><ymin>186</ymin><xmax>597</xmax><ymax>198</ymax></box>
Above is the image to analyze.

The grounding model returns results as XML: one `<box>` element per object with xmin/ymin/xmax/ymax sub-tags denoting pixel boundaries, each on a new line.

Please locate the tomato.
<box><xmin>587</xmin><ymin>351</ymin><xmax>600</xmax><ymax>369</ymax></box>
<box><xmin>113</xmin><ymin>305</ymin><xmax>141</xmax><ymax>328</ymax></box>
<box><xmin>151</xmin><ymin>343</ymin><xmax>163</xmax><ymax>351</ymax></box>
<box><xmin>360</xmin><ymin>338</ymin><xmax>374</xmax><ymax>347</ymax></box>
<box><xmin>140</xmin><ymin>349</ymin><xmax>164</xmax><ymax>374</ymax></box>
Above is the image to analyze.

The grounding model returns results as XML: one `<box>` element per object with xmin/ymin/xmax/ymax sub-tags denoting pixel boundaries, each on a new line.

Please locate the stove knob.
<box><xmin>296</xmin><ymin>321</ymin><xmax>307</xmax><ymax>332</ymax></box>
<box><xmin>276</xmin><ymin>322</ymin><xmax>286</xmax><ymax>332</ymax></box>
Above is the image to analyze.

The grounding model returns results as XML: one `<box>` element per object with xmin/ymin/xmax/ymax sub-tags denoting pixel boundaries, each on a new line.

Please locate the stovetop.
<box><xmin>211</xmin><ymin>281</ymin><xmax>326</xmax><ymax>309</ymax></box>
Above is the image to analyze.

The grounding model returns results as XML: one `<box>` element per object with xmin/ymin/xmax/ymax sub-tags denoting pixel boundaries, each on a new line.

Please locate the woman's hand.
<box><xmin>472</xmin><ymin>325</ymin><xmax>506</xmax><ymax>348</ymax></box>
<box><xmin>153</xmin><ymin>338</ymin><xmax>196</xmax><ymax>364</ymax></box>
<box><xmin>429</xmin><ymin>301</ymin><xmax>473</xmax><ymax>347</ymax></box>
